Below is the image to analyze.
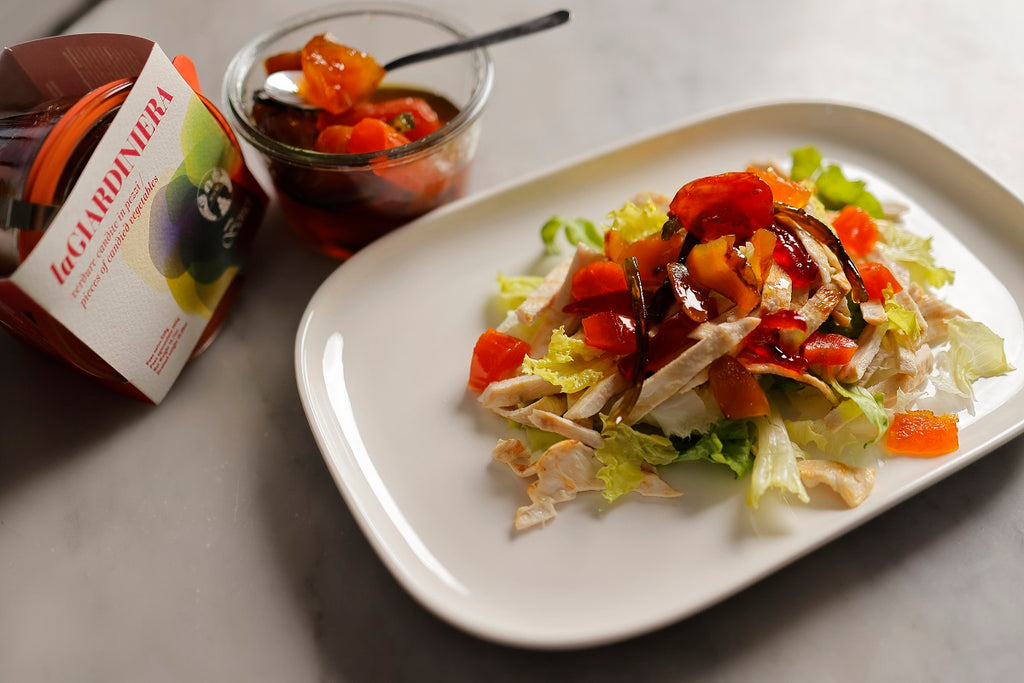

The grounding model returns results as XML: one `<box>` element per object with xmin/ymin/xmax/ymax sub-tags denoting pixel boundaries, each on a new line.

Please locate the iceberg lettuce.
<box><xmin>496</xmin><ymin>271</ymin><xmax>543</xmax><ymax>311</ymax></box>
<box><xmin>748</xmin><ymin>411</ymin><xmax>809</xmax><ymax>508</ymax></box>
<box><xmin>594</xmin><ymin>421</ymin><xmax>678</xmax><ymax>501</ymax></box>
<box><xmin>521</xmin><ymin>327</ymin><xmax>615</xmax><ymax>393</ymax></box>
<box><xmin>941</xmin><ymin>317</ymin><xmax>1014</xmax><ymax>399</ymax></box>
<box><xmin>605</xmin><ymin>198</ymin><xmax>669</xmax><ymax>243</ymax></box>
<box><xmin>828</xmin><ymin>379</ymin><xmax>889</xmax><ymax>444</ymax></box>
<box><xmin>878</xmin><ymin>222</ymin><xmax>954</xmax><ymax>289</ymax></box>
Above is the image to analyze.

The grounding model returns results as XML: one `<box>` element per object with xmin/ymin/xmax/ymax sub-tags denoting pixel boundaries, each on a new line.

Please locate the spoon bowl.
<box><xmin>262</xmin><ymin>9</ymin><xmax>569</xmax><ymax>109</ymax></box>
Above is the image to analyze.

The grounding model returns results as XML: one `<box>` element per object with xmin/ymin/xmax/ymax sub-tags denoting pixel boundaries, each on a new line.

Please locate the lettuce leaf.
<box><xmin>748</xmin><ymin>411</ymin><xmax>809</xmax><ymax>508</ymax></box>
<box><xmin>790</xmin><ymin>145</ymin><xmax>822</xmax><ymax>182</ymax></box>
<box><xmin>671</xmin><ymin>419</ymin><xmax>755</xmax><ymax>478</ymax></box>
<box><xmin>941</xmin><ymin>317</ymin><xmax>1014</xmax><ymax>399</ymax></box>
<box><xmin>878</xmin><ymin>222</ymin><xmax>954</xmax><ymax>289</ymax></box>
<box><xmin>642</xmin><ymin>389</ymin><xmax>721</xmax><ymax>438</ymax></box>
<box><xmin>594</xmin><ymin>421</ymin><xmax>678</xmax><ymax>501</ymax></box>
<box><xmin>786</xmin><ymin>398</ymin><xmax>885</xmax><ymax>459</ymax></box>
<box><xmin>884</xmin><ymin>297</ymin><xmax>921</xmax><ymax>340</ymax></box>
<box><xmin>496</xmin><ymin>272</ymin><xmax>543</xmax><ymax>311</ymax></box>
<box><xmin>828</xmin><ymin>379</ymin><xmax>889</xmax><ymax>444</ymax></box>
<box><xmin>521</xmin><ymin>327</ymin><xmax>614</xmax><ymax>393</ymax></box>
<box><xmin>605</xmin><ymin>198</ymin><xmax>669</xmax><ymax>243</ymax></box>
<box><xmin>540</xmin><ymin>215</ymin><xmax>603</xmax><ymax>255</ymax></box>
<box><xmin>814</xmin><ymin>164</ymin><xmax>884</xmax><ymax>218</ymax></box>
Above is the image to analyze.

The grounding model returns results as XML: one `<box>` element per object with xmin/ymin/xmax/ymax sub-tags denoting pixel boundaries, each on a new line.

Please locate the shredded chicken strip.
<box><xmin>908</xmin><ymin>282</ymin><xmax>966</xmax><ymax>345</ymax></box>
<box><xmin>625</xmin><ymin>317</ymin><xmax>760</xmax><ymax>423</ymax></box>
<box><xmin>529</xmin><ymin>409</ymin><xmax>604</xmax><ymax>449</ymax></box>
<box><xmin>760</xmin><ymin>262</ymin><xmax>793</xmax><ymax>312</ymax></box>
<box><xmin>798</xmin><ymin>460</ymin><xmax>876</xmax><ymax>507</ymax></box>
<box><xmin>564</xmin><ymin>372</ymin><xmax>628</xmax><ymax>420</ymax></box>
<box><xmin>781</xmin><ymin>281</ymin><xmax>849</xmax><ymax>348</ymax></box>
<box><xmin>494</xmin><ymin>439</ymin><xmax>680</xmax><ymax>530</ymax></box>
<box><xmin>479</xmin><ymin>374</ymin><xmax>561</xmax><ymax>410</ymax></box>
<box><xmin>838</xmin><ymin>322</ymin><xmax>888</xmax><ymax>384</ymax></box>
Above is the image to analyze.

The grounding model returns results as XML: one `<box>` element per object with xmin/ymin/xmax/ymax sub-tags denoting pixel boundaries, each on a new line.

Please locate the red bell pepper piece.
<box><xmin>885</xmin><ymin>410</ymin><xmax>959</xmax><ymax>456</ymax></box>
<box><xmin>582</xmin><ymin>312</ymin><xmax>637</xmax><ymax>355</ymax></box>
<box><xmin>570</xmin><ymin>261</ymin><xmax>628</xmax><ymax>301</ymax></box>
<box><xmin>831</xmin><ymin>205</ymin><xmax>879</xmax><ymax>258</ymax></box>
<box><xmin>859</xmin><ymin>261</ymin><xmax>903</xmax><ymax>301</ymax></box>
<box><xmin>668</xmin><ymin>172</ymin><xmax>774</xmax><ymax>241</ymax></box>
<box><xmin>468</xmin><ymin>329</ymin><xmax>530</xmax><ymax>392</ymax></box>
<box><xmin>708</xmin><ymin>355</ymin><xmax>770</xmax><ymax>419</ymax></box>
<box><xmin>319</xmin><ymin>97</ymin><xmax>441</xmax><ymax>141</ymax></box>
<box><xmin>801</xmin><ymin>331</ymin><xmax>858</xmax><ymax>365</ymax></box>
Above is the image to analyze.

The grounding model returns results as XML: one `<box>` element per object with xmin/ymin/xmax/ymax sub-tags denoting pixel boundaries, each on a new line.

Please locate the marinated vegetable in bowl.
<box><xmin>468</xmin><ymin>146</ymin><xmax>1013</xmax><ymax>531</ymax></box>
<box><xmin>223</xmin><ymin>7</ymin><xmax>493</xmax><ymax>260</ymax></box>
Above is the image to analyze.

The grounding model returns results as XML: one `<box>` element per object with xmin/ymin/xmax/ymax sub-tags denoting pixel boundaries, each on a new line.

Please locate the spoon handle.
<box><xmin>382</xmin><ymin>9</ymin><xmax>570</xmax><ymax>72</ymax></box>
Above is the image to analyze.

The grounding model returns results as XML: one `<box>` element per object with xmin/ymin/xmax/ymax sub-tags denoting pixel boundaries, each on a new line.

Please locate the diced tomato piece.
<box><xmin>582</xmin><ymin>312</ymin><xmax>637</xmax><ymax>355</ymax></box>
<box><xmin>313</xmin><ymin>124</ymin><xmax>353</xmax><ymax>153</ymax></box>
<box><xmin>300</xmin><ymin>34</ymin><xmax>385</xmax><ymax>114</ymax></box>
<box><xmin>801</xmin><ymin>331</ymin><xmax>858</xmax><ymax>365</ymax></box>
<box><xmin>708</xmin><ymin>355</ymin><xmax>770</xmax><ymax>419</ymax></box>
<box><xmin>468</xmin><ymin>329</ymin><xmax>531</xmax><ymax>392</ymax></box>
<box><xmin>885</xmin><ymin>410</ymin><xmax>959</xmax><ymax>456</ymax></box>
<box><xmin>571</xmin><ymin>261</ymin><xmax>628</xmax><ymax>301</ymax></box>
<box><xmin>859</xmin><ymin>261</ymin><xmax>902</xmax><ymax>301</ymax></box>
<box><xmin>832</xmin><ymin>205</ymin><xmax>878</xmax><ymax>258</ymax></box>
<box><xmin>668</xmin><ymin>172</ymin><xmax>774</xmax><ymax>241</ymax></box>
<box><xmin>685</xmin><ymin>235</ymin><xmax>760</xmax><ymax>311</ymax></box>
<box><xmin>320</xmin><ymin>97</ymin><xmax>441</xmax><ymax>141</ymax></box>
<box><xmin>746</xmin><ymin>166</ymin><xmax>812</xmax><ymax>209</ymax></box>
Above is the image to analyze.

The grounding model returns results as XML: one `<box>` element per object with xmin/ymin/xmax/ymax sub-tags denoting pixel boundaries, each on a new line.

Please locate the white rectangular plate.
<box><xmin>295</xmin><ymin>101</ymin><xmax>1024</xmax><ymax>649</ymax></box>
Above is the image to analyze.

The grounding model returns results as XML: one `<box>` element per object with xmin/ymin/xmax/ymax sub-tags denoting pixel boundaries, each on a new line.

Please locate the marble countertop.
<box><xmin>3</xmin><ymin>1</ymin><xmax>1023</xmax><ymax>679</ymax></box>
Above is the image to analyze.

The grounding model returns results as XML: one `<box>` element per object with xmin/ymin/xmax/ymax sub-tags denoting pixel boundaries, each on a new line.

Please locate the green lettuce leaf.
<box><xmin>671</xmin><ymin>419</ymin><xmax>755</xmax><ymax>478</ymax></box>
<box><xmin>828</xmin><ymin>379</ymin><xmax>889</xmax><ymax>444</ymax></box>
<box><xmin>884</xmin><ymin>297</ymin><xmax>921</xmax><ymax>340</ymax></box>
<box><xmin>595</xmin><ymin>421</ymin><xmax>678</xmax><ymax>501</ymax></box>
<box><xmin>790</xmin><ymin>145</ymin><xmax>822</xmax><ymax>182</ymax></box>
<box><xmin>496</xmin><ymin>272</ymin><xmax>543</xmax><ymax>311</ymax></box>
<box><xmin>748</xmin><ymin>411</ymin><xmax>809</xmax><ymax>508</ymax></box>
<box><xmin>540</xmin><ymin>215</ymin><xmax>603</xmax><ymax>254</ymax></box>
<box><xmin>878</xmin><ymin>222</ymin><xmax>954</xmax><ymax>289</ymax></box>
<box><xmin>943</xmin><ymin>317</ymin><xmax>1014</xmax><ymax>398</ymax></box>
<box><xmin>814</xmin><ymin>164</ymin><xmax>884</xmax><ymax>218</ymax></box>
<box><xmin>521</xmin><ymin>327</ymin><xmax>614</xmax><ymax>393</ymax></box>
<box><xmin>786</xmin><ymin>398</ymin><xmax>884</xmax><ymax>459</ymax></box>
<box><xmin>605</xmin><ymin>198</ymin><xmax>669</xmax><ymax>243</ymax></box>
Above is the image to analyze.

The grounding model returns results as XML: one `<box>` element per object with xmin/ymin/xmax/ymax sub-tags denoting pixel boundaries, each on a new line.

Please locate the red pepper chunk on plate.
<box><xmin>468</xmin><ymin>329</ymin><xmax>531</xmax><ymax>392</ymax></box>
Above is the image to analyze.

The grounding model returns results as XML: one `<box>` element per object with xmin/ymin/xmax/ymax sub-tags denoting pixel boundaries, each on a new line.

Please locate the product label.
<box><xmin>11</xmin><ymin>45</ymin><xmax>256</xmax><ymax>402</ymax></box>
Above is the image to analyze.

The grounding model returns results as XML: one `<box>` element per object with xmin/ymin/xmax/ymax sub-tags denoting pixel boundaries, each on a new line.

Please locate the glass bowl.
<box><xmin>223</xmin><ymin>3</ymin><xmax>494</xmax><ymax>258</ymax></box>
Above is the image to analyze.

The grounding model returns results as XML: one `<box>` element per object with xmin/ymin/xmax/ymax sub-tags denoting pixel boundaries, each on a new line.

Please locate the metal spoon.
<box><xmin>263</xmin><ymin>9</ymin><xmax>570</xmax><ymax>109</ymax></box>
